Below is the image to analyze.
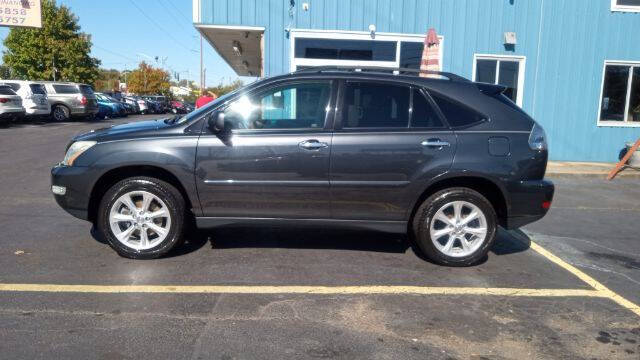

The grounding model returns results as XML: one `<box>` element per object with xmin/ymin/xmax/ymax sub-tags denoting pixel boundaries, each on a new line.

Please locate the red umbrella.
<box><xmin>420</xmin><ymin>28</ymin><xmax>440</xmax><ymax>78</ymax></box>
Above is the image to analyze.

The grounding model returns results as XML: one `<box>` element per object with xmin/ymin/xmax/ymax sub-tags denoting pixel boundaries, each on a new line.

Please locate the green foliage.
<box><xmin>94</xmin><ymin>68</ymin><xmax>121</xmax><ymax>92</ymax></box>
<box><xmin>127</xmin><ymin>62</ymin><xmax>170</xmax><ymax>95</ymax></box>
<box><xmin>2</xmin><ymin>0</ymin><xmax>100</xmax><ymax>83</ymax></box>
<box><xmin>206</xmin><ymin>79</ymin><xmax>244</xmax><ymax>97</ymax></box>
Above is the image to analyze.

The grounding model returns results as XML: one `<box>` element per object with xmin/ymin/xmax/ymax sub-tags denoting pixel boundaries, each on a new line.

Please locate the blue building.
<box><xmin>193</xmin><ymin>0</ymin><xmax>640</xmax><ymax>162</ymax></box>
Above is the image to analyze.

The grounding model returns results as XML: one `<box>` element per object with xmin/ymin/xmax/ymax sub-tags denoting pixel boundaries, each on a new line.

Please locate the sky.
<box><xmin>0</xmin><ymin>0</ymin><xmax>251</xmax><ymax>86</ymax></box>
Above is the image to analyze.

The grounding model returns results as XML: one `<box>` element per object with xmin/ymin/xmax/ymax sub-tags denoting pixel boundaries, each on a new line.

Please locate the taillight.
<box><xmin>528</xmin><ymin>123</ymin><xmax>548</xmax><ymax>151</ymax></box>
<box><xmin>80</xmin><ymin>96</ymin><xmax>87</xmax><ymax>105</ymax></box>
<box><xmin>542</xmin><ymin>201</ymin><xmax>551</xmax><ymax>210</ymax></box>
<box><xmin>0</xmin><ymin>98</ymin><xmax>9</xmax><ymax>103</ymax></box>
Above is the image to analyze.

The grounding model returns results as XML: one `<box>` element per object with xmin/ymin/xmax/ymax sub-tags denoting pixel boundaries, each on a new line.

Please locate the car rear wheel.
<box><xmin>52</xmin><ymin>105</ymin><xmax>70</xmax><ymax>122</ymax></box>
<box><xmin>412</xmin><ymin>187</ymin><xmax>497</xmax><ymax>266</ymax></box>
<box><xmin>97</xmin><ymin>177</ymin><xmax>185</xmax><ymax>259</ymax></box>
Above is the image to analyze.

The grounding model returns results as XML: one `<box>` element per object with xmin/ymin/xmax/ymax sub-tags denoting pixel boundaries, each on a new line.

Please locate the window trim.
<box><xmin>410</xmin><ymin>87</ymin><xmax>448</xmax><ymax>130</ymax></box>
<box><xmin>289</xmin><ymin>29</ymin><xmax>444</xmax><ymax>72</ymax></box>
<box><xmin>472</xmin><ymin>54</ymin><xmax>526</xmax><ymax>107</ymax></box>
<box><xmin>597</xmin><ymin>60</ymin><xmax>640</xmax><ymax>128</ymax></box>
<box><xmin>611</xmin><ymin>0</ymin><xmax>640</xmax><ymax>12</ymax></box>
<box><xmin>222</xmin><ymin>79</ymin><xmax>335</xmax><ymax>134</ymax></box>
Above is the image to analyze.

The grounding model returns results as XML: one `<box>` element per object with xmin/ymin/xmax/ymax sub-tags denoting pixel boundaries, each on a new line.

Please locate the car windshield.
<box><xmin>79</xmin><ymin>85</ymin><xmax>94</xmax><ymax>95</ymax></box>
<box><xmin>173</xmin><ymin>85</ymin><xmax>247</xmax><ymax>125</ymax></box>
<box><xmin>29</xmin><ymin>84</ymin><xmax>46</xmax><ymax>94</ymax></box>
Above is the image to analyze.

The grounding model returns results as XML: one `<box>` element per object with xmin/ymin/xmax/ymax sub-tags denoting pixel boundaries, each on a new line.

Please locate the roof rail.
<box><xmin>292</xmin><ymin>66</ymin><xmax>470</xmax><ymax>82</ymax></box>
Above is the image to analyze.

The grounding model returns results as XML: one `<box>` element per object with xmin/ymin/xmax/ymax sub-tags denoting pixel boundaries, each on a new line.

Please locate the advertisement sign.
<box><xmin>0</xmin><ymin>0</ymin><xmax>42</xmax><ymax>28</ymax></box>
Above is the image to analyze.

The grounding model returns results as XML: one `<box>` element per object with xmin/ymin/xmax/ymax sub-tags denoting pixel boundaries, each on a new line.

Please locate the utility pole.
<box><xmin>200</xmin><ymin>34</ymin><xmax>203</xmax><ymax>93</ymax></box>
<box><xmin>52</xmin><ymin>56</ymin><xmax>56</xmax><ymax>81</ymax></box>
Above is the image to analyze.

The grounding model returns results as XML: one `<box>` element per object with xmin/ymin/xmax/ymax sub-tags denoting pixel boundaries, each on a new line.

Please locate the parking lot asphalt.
<box><xmin>0</xmin><ymin>115</ymin><xmax>638</xmax><ymax>359</ymax></box>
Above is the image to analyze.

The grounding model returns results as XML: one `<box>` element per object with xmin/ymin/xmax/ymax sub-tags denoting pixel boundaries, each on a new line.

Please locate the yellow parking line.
<box><xmin>530</xmin><ymin>241</ymin><xmax>640</xmax><ymax>317</ymax></box>
<box><xmin>0</xmin><ymin>283</ymin><xmax>606</xmax><ymax>297</ymax></box>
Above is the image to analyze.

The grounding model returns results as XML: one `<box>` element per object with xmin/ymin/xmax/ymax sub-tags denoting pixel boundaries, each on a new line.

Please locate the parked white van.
<box><xmin>0</xmin><ymin>80</ymin><xmax>50</xmax><ymax>117</ymax></box>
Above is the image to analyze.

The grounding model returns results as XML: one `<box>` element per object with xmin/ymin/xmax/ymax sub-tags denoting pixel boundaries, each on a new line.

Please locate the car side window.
<box><xmin>411</xmin><ymin>88</ymin><xmax>444</xmax><ymax>128</ymax></box>
<box><xmin>52</xmin><ymin>85</ymin><xmax>79</xmax><ymax>94</ymax></box>
<box><xmin>343</xmin><ymin>82</ymin><xmax>409</xmax><ymax>128</ymax></box>
<box><xmin>429</xmin><ymin>92</ymin><xmax>486</xmax><ymax>128</ymax></box>
<box><xmin>223</xmin><ymin>82</ymin><xmax>331</xmax><ymax>130</ymax></box>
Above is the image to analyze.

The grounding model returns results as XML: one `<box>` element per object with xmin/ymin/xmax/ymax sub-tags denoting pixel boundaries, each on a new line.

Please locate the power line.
<box><xmin>92</xmin><ymin>44</ymin><xmax>137</xmax><ymax>63</ymax></box>
<box><xmin>156</xmin><ymin>0</ymin><xmax>193</xmax><ymax>33</ymax></box>
<box><xmin>128</xmin><ymin>0</ymin><xmax>191</xmax><ymax>53</ymax></box>
<box><xmin>162</xmin><ymin>0</ymin><xmax>192</xmax><ymax>24</ymax></box>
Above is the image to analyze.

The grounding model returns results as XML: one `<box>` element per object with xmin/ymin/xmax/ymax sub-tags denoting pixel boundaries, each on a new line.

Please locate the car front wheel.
<box><xmin>412</xmin><ymin>187</ymin><xmax>497</xmax><ymax>266</ymax></box>
<box><xmin>97</xmin><ymin>177</ymin><xmax>185</xmax><ymax>259</ymax></box>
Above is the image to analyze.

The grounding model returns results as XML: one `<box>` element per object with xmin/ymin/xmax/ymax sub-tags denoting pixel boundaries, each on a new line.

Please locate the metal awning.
<box><xmin>195</xmin><ymin>24</ymin><xmax>264</xmax><ymax>77</ymax></box>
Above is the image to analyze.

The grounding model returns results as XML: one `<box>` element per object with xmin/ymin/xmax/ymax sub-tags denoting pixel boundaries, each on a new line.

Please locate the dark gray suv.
<box><xmin>51</xmin><ymin>67</ymin><xmax>553</xmax><ymax>266</ymax></box>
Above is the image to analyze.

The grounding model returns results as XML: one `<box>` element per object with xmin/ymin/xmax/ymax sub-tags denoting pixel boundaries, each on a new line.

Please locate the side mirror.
<box><xmin>208</xmin><ymin>112</ymin><xmax>225</xmax><ymax>133</ymax></box>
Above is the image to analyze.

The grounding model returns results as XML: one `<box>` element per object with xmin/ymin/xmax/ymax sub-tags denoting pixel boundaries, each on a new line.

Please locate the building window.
<box><xmin>598</xmin><ymin>61</ymin><xmax>640</xmax><ymax>126</ymax></box>
<box><xmin>290</xmin><ymin>30</ymin><xmax>443</xmax><ymax>73</ymax></box>
<box><xmin>472</xmin><ymin>54</ymin><xmax>526</xmax><ymax>107</ymax></box>
<box><xmin>611</xmin><ymin>0</ymin><xmax>640</xmax><ymax>12</ymax></box>
<box><xmin>294</xmin><ymin>39</ymin><xmax>396</xmax><ymax>61</ymax></box>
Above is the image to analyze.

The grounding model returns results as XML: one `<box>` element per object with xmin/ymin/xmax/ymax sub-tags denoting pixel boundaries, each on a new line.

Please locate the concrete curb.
<box><xmin>546</xmin><ymin>170</ymin><xmax>640</xmax><ymax>179</ymax></box>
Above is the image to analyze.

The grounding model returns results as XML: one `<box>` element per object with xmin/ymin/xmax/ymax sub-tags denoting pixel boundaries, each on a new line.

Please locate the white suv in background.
<box><xmin>0</xmin><ymin>85</ymin><xmax>25</xmax><ymax>121</ymax></box>
<box><xmin>0</xmin><ymin>80</ymin><xmax>50</xmax><ymax>118</ymax></box>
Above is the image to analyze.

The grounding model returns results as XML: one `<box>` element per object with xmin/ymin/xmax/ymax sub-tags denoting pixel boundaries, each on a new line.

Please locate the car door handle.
<box><xmin>299</xmin><ymin>139</ymin><xmax>329</xmax><ymax>150</ymax></box>
<box><xmin>421</xmin><ymin>139</ymin><xmax>451</xmax><ymax>148</ymax></box>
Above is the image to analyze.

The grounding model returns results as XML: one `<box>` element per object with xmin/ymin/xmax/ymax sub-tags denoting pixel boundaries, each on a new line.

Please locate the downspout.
<box><xmin>532</xmin><ymin>0</ymin><xmax>544</xmax><ymax>117</ymax></box>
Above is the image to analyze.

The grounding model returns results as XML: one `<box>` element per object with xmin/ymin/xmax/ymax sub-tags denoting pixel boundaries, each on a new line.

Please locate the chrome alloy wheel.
<box><xmin>109</xmin><ymin>191</ymin><xmax>172</xmax><ymax>251</ymax></box>
<box><xmin>429</xmin><ymin>200</ymin><xmax>488</xmax><ymax>258</ymax></box>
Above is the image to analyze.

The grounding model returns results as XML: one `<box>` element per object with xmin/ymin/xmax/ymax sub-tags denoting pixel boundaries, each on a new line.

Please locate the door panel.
<box><xmin>196</xmin><ymin>133</ymin><xmax>332</xmax><ymax>218</ymax></box>
<box><xmin>330</xmin><ymin>81</ymin><xmax>456</xmax><ymax>221</ymax></box>
<box><xmin>195</xmin><ymin>80</ymin><xmax>334</xmax><ymax>219</ymax></box>
<box><xmin>330</xmin><ymin>131</ymin><xmax>456</xmax><ymax>220</ymax></box>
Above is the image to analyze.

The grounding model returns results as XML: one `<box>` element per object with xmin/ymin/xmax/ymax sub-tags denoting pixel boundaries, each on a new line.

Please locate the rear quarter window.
<box><xmin>429</xmin><ymin>92</ymin><xmax>486</xmax><ymax>128</ymax></box>
<box><xmin>52</xmin><ymin>85</ymin><xmax>79</xmax><ymax>94</ymax></box>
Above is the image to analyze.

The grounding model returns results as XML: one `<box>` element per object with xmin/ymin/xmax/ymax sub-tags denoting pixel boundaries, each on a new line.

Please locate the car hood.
<box><xmin>73</xmin><ymin>118</ymin><xmax>174</xmax><ymax>142</ymax></box>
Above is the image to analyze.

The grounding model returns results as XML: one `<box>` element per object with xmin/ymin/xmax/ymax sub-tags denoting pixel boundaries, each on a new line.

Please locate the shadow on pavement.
<box><xmin>159</xmin><ymin>225</ymin><xmax>533</xmax><ymax>261</ymax></box>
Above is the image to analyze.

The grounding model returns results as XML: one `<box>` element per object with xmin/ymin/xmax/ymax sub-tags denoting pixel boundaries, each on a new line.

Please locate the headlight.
<box><xmin>62</xmin><ymin>141</ymin><xmax>96</xmax><ymax>166</ymax></box>
<box><xmin>528</xmin><ymin>123</ymin><xmax>547</xmax><ymax>151</ymax></box>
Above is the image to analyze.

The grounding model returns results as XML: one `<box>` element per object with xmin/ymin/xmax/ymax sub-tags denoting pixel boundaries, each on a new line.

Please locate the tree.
<box><xmin>127</xmin><ymin>62</ymin><xmax>170</xmax><ymax>95</ymax></box>
<box><xmin>206</xmin><ymin>79</ymin><xmax>244</xmax><ymax>97</ymax></box>
<box><xmin>94</xmin><ymin>68</ymin><xmax>121</xmax><ymax>92</ymax></box>
<box><xmin>2</xmin><ymin>0</ymin><xmax>100</xmax><ymax>83</ymax></box>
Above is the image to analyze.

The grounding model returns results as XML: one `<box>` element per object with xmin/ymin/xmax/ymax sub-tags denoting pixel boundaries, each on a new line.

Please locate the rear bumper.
<box><xmin>51</xmin><ymin>165</ymin><xmax>93</xmax><ymax>221</ymax></box>
<box><xmin>504</xmin><ymin>179</ymin><xmax>554</xmax><ymax>229</ymax></box>
<box><xmin>70</xmin><ymin>106</ymin><xmax>99</xmax><ymax>116</ymax></box>
<box><xmin>0</xmin><ymin>109</ymin><xmax>25</xmax><ymax>118</ymax></box>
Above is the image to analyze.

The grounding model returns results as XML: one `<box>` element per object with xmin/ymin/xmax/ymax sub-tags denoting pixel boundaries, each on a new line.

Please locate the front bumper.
<box><xmin>51</xmin><ymin>165</ymin><xmax>93</xmax><ymax>221</ymax></box>
<box><xmin>504</xmin><ymin>179</ymin><xmax>554</xmax><ymax>229</ymax></box>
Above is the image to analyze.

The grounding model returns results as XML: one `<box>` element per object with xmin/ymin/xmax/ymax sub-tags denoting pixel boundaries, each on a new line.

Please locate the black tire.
<box><xmin>97</xmin><ymin>177</ymin><xmax>185</xmax><ymax>259</ymax></box>
<box><xmin>412</xmin><ymin>187</ymin><xmax>497</xmax><ymax>266</ymax></box>
<box><xmin>52</xmin><ymin>105</ymin><xmax>70</xmax><ymax>122</ymax></box>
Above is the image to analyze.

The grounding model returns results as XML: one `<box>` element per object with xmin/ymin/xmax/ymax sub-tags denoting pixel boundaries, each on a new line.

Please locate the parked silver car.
<box><xmin>42</xmin><ymin>82</ymin><xmax>98</xmax><ymax>121</ymax></box>
<box><xmin>0</xmin><ymin>80</ymin><xmax>50</xmax><ymax>118</ymax></box>
<box><xmin>0</xmin><ymin>85</ymin><xmax>25</xmax><ymax>122</ymax></box>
